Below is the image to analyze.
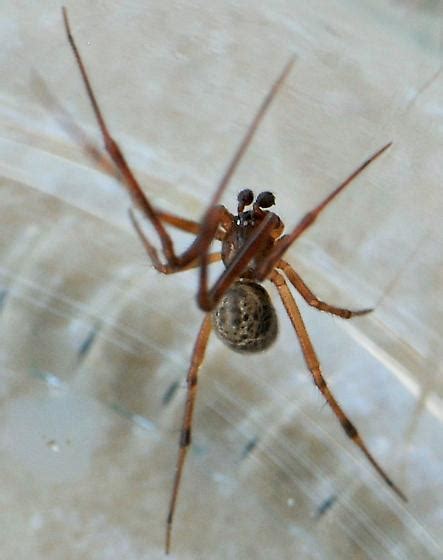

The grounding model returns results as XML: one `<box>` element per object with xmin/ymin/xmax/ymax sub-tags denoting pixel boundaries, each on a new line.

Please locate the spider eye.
<box><xmin>237</xmin><ymin>189</ymin><xmax>254</xmax><ymax>206</ymax></box>
<box><xmin>256</xmin><ymin>191</ymin><xmax>275</xmax><ymax>208</ymax></box>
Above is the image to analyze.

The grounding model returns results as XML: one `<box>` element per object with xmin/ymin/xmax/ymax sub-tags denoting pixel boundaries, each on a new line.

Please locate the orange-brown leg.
<box><xmin>166</xmin><ymin>314</ymin><xmax>212</xmax><ymax>555</ymax></box>
<box><xmin>35</xmin><ymin>67</ymin><xmax>204</xmax><ymax>239</ymax></box>
<box><xmin>270</xmin><ymin>269</ymin><xmax>407</xmax><ymax>501</ymax></box>
<box><xmin>154</xmin><ymin>209</ymin><xmax>201</xmax><ymax>236</ymax></box>
<box><xmin>277</xmin><ymin>259</ymin><xmax>372</xmax><ymax>318</ymax></box>
<box><xmin>129</xmin><ymin>208</ymin><xmax>222</xmax><ymax>273</ymax></box>
<box><xmin>63</xmin><ymin>7</ymin><xmax>177</xmax><ymax>263</ymax></box>
<box><xmin>63</xmin><ymin>7</ymin><xmax>294</xmax><ymax>274</ymax></box>
<box><xmin>257</xmin><ymin>143</ymin><xmax>392</xmax><ymax>280</ymax></box>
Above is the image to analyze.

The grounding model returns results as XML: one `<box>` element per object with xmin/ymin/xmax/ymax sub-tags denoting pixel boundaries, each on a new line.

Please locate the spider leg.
<box><xmin>63</xmin><ymin>7</ymin><xmax>294</xmax><ymax>273</ymax></box>
<box><xmin>154</xmin><ymin>209</ymin><xmax>201</xmax><ymax>235</ymax></box>
<box><xmin>131</xmin><ymin>209</ymin><xmax>221</xmax><ymax>272</ymax></box>
<box><xmin>32</xmin><ymin>71</ymin><xmax>117</xmax><ymax>180</ymax></box>
<box><xmin>277</xmin><ymin>259</ymin><xmax>372</xmax><ymax>318</ymax></box>
<box><xmin>37</xmin><ymin>55</ymin><xmax>203</xmax><ymax>240</ymax></box>
<box><xmin>129</xmin><ymin>208</ymin><xmax>226</xmax><ymax>273</ymax></box>
<box><xmin>166</xmin><ymin>314</ymin><xmax>212</xmax><ymax>555</ymax></box>
<box><xmin>62</xmin><ymin>7</ymin><xmax>178</xmax><ymax>264</ymax></box>
<box><xmin>257</xmin><ymin>143</ymin><xmax>392</xmax><ymax>280</ymax></box>
<box><xmin>202</xmin><ymin>56</ymin><xmax>295</xmax><ymax>212</ymax></box>
<box><xmin>153</xmin><ymin>53</ymin><xmax>293</xmax><ymax>273</ymax></box>
<box><xmin>270</xmin><ymin>269</ymin><xmax>407</xmax><ymax>502</ymax></box>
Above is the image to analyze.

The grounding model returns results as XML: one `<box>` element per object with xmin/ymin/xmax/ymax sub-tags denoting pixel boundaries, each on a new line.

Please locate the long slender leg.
<box><xmin>277</xmin><ymin>259</ymin><xmax>372</xmax><ymax>318</ymax></box>
<box><xmin>257</xmin><ymin>143</ymin><xmax>392</xmax><ymax>280</ymax></box>
<box><xmin>32</xmin><ymin>71</ymin><xmax>117</xmax><ymax>179</ymax></box>
<box><xmin>131</xmin><ymin>207</ymin><xmax>222</xmax><ymax>272</ymax></box>
<box><xmin>270</xmin><ymin>269</ymin><xmax>406</xmax><ymax>501</ymax></box>
<box><xmin>129</xmin><ymin>206</ymin><xmax>230</xmax><ymax>276</ymax></box>
<box><xmin>166</xmin><ymin>315</ymin><xmax>212</xmax><ymax>555</ymax></box>
<box><xmin>63</xmin><ymin>7</ymin><xmax>176</xmax><ymax>263</ymax></box>
<box><xmin>36</xmin><ymin>67</ymin><xmax>204</xmax><ymax>239</ymax></box>
<box><xmin>63</xmin><ymin>7</ymin><xmax>294</xmax><ymax>273</ymax></box>
<box><xmin>155</xmin><ymin>209</ymin><xmax>200</xmax><ymax>235</ymax></box>
<box><xmin>203</xmin><ymin>56</ymin><xmax>295</xmax><ymax>212</ymax></box>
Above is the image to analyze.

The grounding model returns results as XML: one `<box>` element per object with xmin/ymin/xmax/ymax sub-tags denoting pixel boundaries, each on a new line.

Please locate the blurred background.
<box><xmin>0</xmin><ymin>1</ymin><xmax>442</xmax><ymax>558</ymax></box>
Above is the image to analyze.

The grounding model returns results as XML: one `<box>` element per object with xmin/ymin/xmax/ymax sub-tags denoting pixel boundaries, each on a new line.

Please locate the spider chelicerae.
<box><xmin>62</xmin><ymin>7</ymin><xmax>406</xmax><ymax>554</ymax></box>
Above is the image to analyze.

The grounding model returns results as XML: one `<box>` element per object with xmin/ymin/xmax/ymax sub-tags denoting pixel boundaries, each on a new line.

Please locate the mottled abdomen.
<box><xmin>212</xmin><ymin>281</ymin><xmax>278</xmax><ymax>353</ymax></box>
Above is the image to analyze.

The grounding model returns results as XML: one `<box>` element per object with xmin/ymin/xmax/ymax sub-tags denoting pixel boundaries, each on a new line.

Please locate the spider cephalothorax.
<box><xmin>220</xmin><ymin>189</ymin><xmax>284</xmax><ymax>271</ymax></box>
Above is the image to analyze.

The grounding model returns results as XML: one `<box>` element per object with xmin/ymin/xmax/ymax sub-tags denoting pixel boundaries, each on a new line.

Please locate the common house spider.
<box><xmin>62</xmin><ymin>7</ymin><xmax>406</xmax><ymax>554</ymax></box>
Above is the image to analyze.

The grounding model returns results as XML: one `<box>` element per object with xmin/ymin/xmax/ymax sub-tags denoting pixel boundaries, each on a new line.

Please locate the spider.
<box><xmin>62</xmin><ymin>7</ymin><xmax>406</xmax><ymax>554</ymax></box>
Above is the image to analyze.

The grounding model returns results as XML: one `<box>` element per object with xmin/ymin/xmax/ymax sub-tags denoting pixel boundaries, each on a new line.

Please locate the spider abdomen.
<box><xmin>212</xmin><ymin>281</ymin><xmax>278</xmax><ymax>353</ymax></box>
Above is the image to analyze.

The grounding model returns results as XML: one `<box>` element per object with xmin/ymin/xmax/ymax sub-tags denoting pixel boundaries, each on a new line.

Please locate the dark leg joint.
<box><xmin>342</xmin><ymin>419</ymin><xmax>358</xmax><ymax>439</ymax></box>
<box><xmin>188</xmin><ymin>375</ymin><xmax>198</xmax><ymax>388</ymax></box>
<box><xmin>180</xmin><ymin>428</ymin><xmax>191</xmax><ymax>448</ymax></box>
<box><xmin>105</xmin><ymin>137</ymin><xmax>119</xmax><ymax>156</ymax></box>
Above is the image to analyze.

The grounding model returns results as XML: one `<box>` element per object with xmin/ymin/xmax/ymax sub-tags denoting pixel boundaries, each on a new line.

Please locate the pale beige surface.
<box><xmin>0</xmin><ymin>1</ymin><xmax>442</xmax><ymax>559</ymax></box>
